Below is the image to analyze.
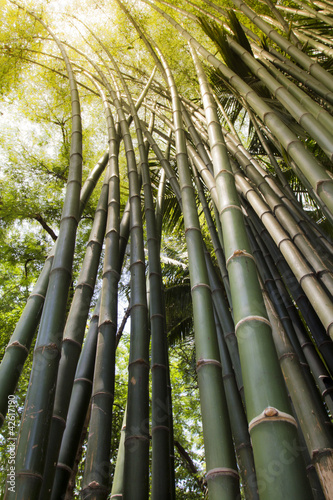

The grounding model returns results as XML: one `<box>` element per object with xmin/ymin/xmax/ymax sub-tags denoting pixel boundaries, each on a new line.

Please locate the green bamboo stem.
<box><xmin>50</xmin><ymin>300</ymin><xmax>100</xmax><ymax>500</ymax></box>
<box><xmin>87</xmin><ymin>9</ymin><xmax>151</xmax><ymax>494</ymax></box>
<box><xmin>228</xmin><ymin>37</ymin><xmax>333</xmax><ymax>163</ymax></box>
<box><xmin>81</xmin><ymin>91</ymin><xmax>120</xmax><ymax>500</ymax></box>
<box><xmin>297</xmin><ymin>28</ymin><xmax>333</xmax><ymax>50</ymax></box>
<box><xmin>293</xmin><ymin>0</ymin><xmax>333</xmax><ymax>27</ymax></box>
<box><xmin>13</xmin><ymin>9</ymin><xmax>83</xmax><ymax>497</ymax></box>
<box><xmin>190</xmin><ymin>158</ymin><xmax>232</xmax><ymax>304</ymax></box>
<box><xmin>145</xmin><ymin>0</ymin><xmax>333</xmax><ymax>217</ymax></box>
<box><xmin>0</xmin><ymin>150</ymin><xmax>108</xmax><ymax>429</ymax></box>
<box><xmin>108</xmin><ymin>47</ymin><xmax>173</xmax><ymax>498</ymax></box>
<box><xmin>148</xmin><ymin>35</ymin><xmax>240</xmax><ymax>499</ymax></box>
<box><xmin>40</xmin><ymin>138</ymin><xmax>111</xmax><ymax>497</ymax></box>
<box><xmin>222</xmin><ymin>134</ymin><xmax>333</xmax><ymax>296</ymax></box>
<box><xmin>51</xmin><ymin>200</ymin><xmax>131</xmax><ymax>500</ymax></box>
<box><xmin>213</xmin><ymin>310</ymin><xmax>259</xmax><ymax>500</ymax></box>
<box><xmin>233</xmin><ymin>165</ymin><xmax>333</xmax><ymax>339</ymax></box>
<box><xmin>253</xmin><ymin>47</ymin><xmax>333</xmax><ymax>134</ymax></box>
<box><xmin>261</xmin><ymin>0</ymin><xmax>301</xmax><ymax>46</ymax></box>
<box><xmin>110</xmin><ymin>407</ymin><xmax>127</xmax><ymax>499</ymax></box>
<box><xmin>204</xmin><ymin>249</ymin><xmax>244</xmax><ymax>400</ymax></box>
<box><xmin>261</xmin><ymin>126</ymin><xmax>333</xmax><ymax>227</ymax></box>
<box><xmin>187</xmin><ymin>40</ymin><xmax>312</xmax><ymax>499</ymax></box>
<box><xmin>244</xmin><ymin>202</ymin><xmax>333</xmax><ymax>375</ymax></box>
<box><xmin>262</xmin><ymin>288</ymin><xmax>333</xmax><ymax>500</ymax></box>
<box><xmin>261</xmin><ymin>47</ymin><xmax>333</xmax><ymax>108</ymax></box>
<box><xmin>247</xmin><ymin>219</ymin><xmax>333</xmax><ymax>417</ymax></box>
<box><xmin>228</xmin><ymin>0</ymin><xmax>333</xmax><ymax>92</ymax></box>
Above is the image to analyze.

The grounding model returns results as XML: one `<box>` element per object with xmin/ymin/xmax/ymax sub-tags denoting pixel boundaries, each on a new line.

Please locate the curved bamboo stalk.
<box><xmin>129</xmin><ymin>17</ymin><xmax>240</xmax><ymax>495</ymax></box>
<box><xmin>40</xmin><ymin>72</ymin><xmax>116</xmax><ymax>498</ymax></box>
<box><xmin>50</xmin><ymin>300</ymin><xmax>100</xmax><ymax>500</ymax></box>
<box><xmin>110</xmin><ymin>406</ymin><xmax>127</xmax><ymax>499</ymax></box>
<box><xmin>188</xmin><ymin>40</ymin><xmax>312</xmax><ymax>499</ymax></box>
<box><xmin>222</xmin><ymin>132</ymin><xmax>333</xmax><ymax>296</ymax></box>
<box><xmin>143</xmin><ymin>0</ymin><xmax>333</xmax><ymax>223</ymax></box>
<box><xmin>245</xmin><ymin>202</ymin><xmax>333</xmax><ymax>375</ymax></box>
<box><xmin>228</xmin><ymin>37</ymin><xmax>333</xmax><ymax>162</ymax></box>
<box><xmin>227</xmin><ymin>0</ymin><xmax>333</xmax><ymax>92</ymax></box>
<box><xmin>262</xmin><ymin>288</ymin><xmax>333</xmax><ymax>500</ymax></box>
<box><xmin>233</xmin><ymin>165</ymin><xmax>333</xmax><ymax>339</ymax></box>
<box><xmin>247</xmin><ymin>221</ymin><xmax>333</xmax><ymax>417</ymax></box>
<box><xmin>252</xmin><ymin>47</ymin><xmax>333</xmax><ymax>133</ymax></box>
<box><xmin>51</xmin><ymin>200</ymin><xmax>131</xmax><ymax>499</ymax></box>
<box><xmin>13</xmin><ymin>8</ymin><xmax>83</xmax><ymax>497</ymax></box>
<box><xmin>261</xmin><ymin>47</ymin><xmax>333</xmax><ymax>108</ymax></box>
<box><xmin>106</xmin><ymin>44</ymin><xmax>173</xmax><ymax>498</ymax></box>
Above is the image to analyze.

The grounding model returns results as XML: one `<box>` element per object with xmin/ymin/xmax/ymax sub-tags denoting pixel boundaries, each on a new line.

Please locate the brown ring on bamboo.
<box><xmin>235</xmin><ymin>315</ymin><xmax>271</xmax><ymax>334</ymax></box>
<box><xmin>316</xmin><ymin>179</ymin><xmax>333</xmax><ymax>194</ymax></box>
<box><xmin>196</xmin><ymin>358</ymin><xmax>222</xmax><ymax>372</ymax></box>
<box><xmin>128</xmin><ymin>358</ymin><xmax>150</xmax><ymax>369</ymax></box>
<box><xmin>102</xmin><ymin>268</ymin><xmax>120</xmax><ymax>280</ymax></box>
<box><xmin>29</xmin><ymin>293</ymin><xmax>46</xmax><ymax>299</ymax></box>
<box><xmin>219</xmin><ymin>204</ymin><xmax>243</xmax><ymax>217</ymax></box>
<box><xmin>6</xmin><ymin>341</ymin><xmax>29</xmax><ymax>354</ymax></box>
<box><xmin>248</xmin><ymin>407</ymin><xmax>297</xmax><ymax>433</ymax></box>
<box><xmin>205</xmin><ymin>467</ymin><xmax>239</xmax><ymax>480</ymax></box>
<box><xmin>124</xmin><ymin>435</ymin><xmax>150</xmax><ymax>444</ymax></box>
<box><xmin>57</xmin><ymin>462</ymin><xmax>73</xmax><ymax>473</ymax></box>
<box><xmin>226</xmin><ymin>249</ymin><xmax>256</xmax><ymax>268</ymax></box>
<box><xmin>75</xmin><ymin>377</ymin><xmax>93</xmax><ymax>385</ymax></box>
<box><xmin>151</xmin><ymin>363</ymin><xmax>167</xmax><ymax>371</ymax></box>
<box><xmin>184</xmin><ymin>226</ymin><xmax>202</xmax><ymax>234</ymax></box>
<box><xmin>191</xmin><ymin>282</ymin><xmax>211</xmax><ymax>292</ymax></box>
<box><xmin>152</xmin><ymin>425</ymin><xmax>170</xmax><ymax>434</ymax></box>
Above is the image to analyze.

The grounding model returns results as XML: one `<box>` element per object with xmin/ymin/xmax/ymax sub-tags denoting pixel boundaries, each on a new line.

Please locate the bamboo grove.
<box><xmin>1</xmin><ymin>0</ymin><xmax>333</xmax><ymax>498</ymax></box>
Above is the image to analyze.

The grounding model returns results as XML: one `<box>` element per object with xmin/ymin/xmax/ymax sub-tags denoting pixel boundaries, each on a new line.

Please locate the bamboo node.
<box><xmin>316</xmin><ymin>179</ymin><xmax>332</xmax><ymax>194</ymax></box>
<box><xmin>7</xmin><ymin>341</ymin><xmax>29</xmax><ymax>353</ymax></box>
<box><xmin>205</xmin><ymin>467</ymin><xmax>239</xmax><ymax>480</ymax></box>
<box><xmin>226</xmin><ymin>249</ymin><xmax>255</xmax><ymax>267</ymax></box>
<box><xmin>196</xmin><ymin>358</ymin><xmax>222</xmax><ymax>371</ymax></box>
<box><xmin>235</xmin><ymin>315</ymin><xmax>271</xmax><ymax>334</ymax></box>
<box><xmin>249</xmin><ymin>407</ymin><xmax>297</xmax><ymax>432</ymax></box>
<box><xmin>312</xmin><ymin>447</ymin><xmax>333</xmax><ymax>460</ymax></box>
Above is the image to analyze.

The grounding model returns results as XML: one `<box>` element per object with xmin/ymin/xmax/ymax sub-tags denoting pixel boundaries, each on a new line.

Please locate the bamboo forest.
<box><xmin>2</xmin><ymin>0</ymin><xmax>333</xmax><ymax>498</ymax></box>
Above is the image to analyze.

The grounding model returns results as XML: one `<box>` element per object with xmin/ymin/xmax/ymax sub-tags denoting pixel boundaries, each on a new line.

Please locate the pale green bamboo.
<box><xmin>188</xmin><ymin>41</ymin><xmax>312</xmax><ymax>499</ymax></box>
<box><xmin>106</xmin><ymin>48</ymin><xmax>173</xmax><ymax>498</ymax></box>
<box><xmin>228</xmin><ymin>37</ymin><xmax>333</xmax><ymax>162</ymax></box>
<box><xmin>263</xmin><ymin>288</ymin><xmax>333</xmax><ymax>499</ymax></box>
<box><xmin>143</xmin><ymin>0</ymin><xmax>333</xmax><ymax>216</ymax></box>
<box><xmin>110</xmin><ymin>407</ymin><xmax>127</xmax><ymax>499</ymax></box>
<box><xmin>227</xmin><ymin>0</ymin><xmax>333</xmax><ymax>91</ymax></box>
<box><xmin>221</xmin><ymin>132</ymin><xmax>333</xmax><ymax>296</ymax></box>
<box><xmin>233</xmin><ymin>164</ymin><xmax>333</xmax><ymax>339</ymax></box>
<box><xmin>123</xmin><ymin>10</ymin><xmax>240</xmax><ymax>490</ymax></box>
<box><xmin>213</xmin><ymin>310</ymin><xmax>259</xmax><ymax>500</ymax></box>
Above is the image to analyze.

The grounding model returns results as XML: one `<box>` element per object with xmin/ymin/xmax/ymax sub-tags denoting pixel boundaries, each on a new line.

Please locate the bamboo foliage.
<box><xmin>2</xmin><ymin>0</ymin><xmax>333</xmax><ymax>499</ymax></box>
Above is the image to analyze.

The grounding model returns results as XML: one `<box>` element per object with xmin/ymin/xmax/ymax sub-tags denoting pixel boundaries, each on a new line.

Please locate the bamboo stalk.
<box><xmin>13</xmin><ymin>9</ymin><xmax>83</xmax><ymax>497</ymax></box>
<box><xmin>188</xmin><ymin>41</ymin><xmax>312</xmax><ymax>499</ymax></box>
<box><xmin>0</xmin><ymin>152</ymin><xmax>108</xmax><ymax>429</ymax></box>
<box><xmin>262</xmin><ymin>287</ymin><xmax>333</xmax><ymax>500</ymax></box>
<box><xmin>40</xmin><ymin>148</ymin><xmax>111</xmax><ymax>498</ymax></box>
